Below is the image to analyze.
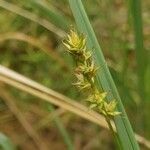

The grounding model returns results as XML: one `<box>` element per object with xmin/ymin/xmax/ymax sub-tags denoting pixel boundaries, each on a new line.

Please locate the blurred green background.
<box><xmin>0</xmin><ymin>0</ymin><xmax>149</xmax><ymax>150</ymax></box>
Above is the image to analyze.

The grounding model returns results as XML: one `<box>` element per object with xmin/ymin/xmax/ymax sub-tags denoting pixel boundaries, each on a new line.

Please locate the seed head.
<box><xmin>63</xmin><ymin>29</ymin><xmax>121</xmax><ymax>117</ymax></box>
<box><xmin>63</xmin><ymin>29</ymin><xmax>86</xmax><ymax>55</ymax></box>
<box><xmin>102</xmin><ymin>101</ymin><xmax>121</xmax><ymax>116</ymax></box>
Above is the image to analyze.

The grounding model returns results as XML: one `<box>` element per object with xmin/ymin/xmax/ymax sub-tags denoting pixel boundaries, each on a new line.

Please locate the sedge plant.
<box><xmin>67</xmin><ymin>0</ymin><xmax>140</xmax><ymax>149</ymax></box>
<box><xmin>63</xmin><ymin>29</ymin><xmax>121</xmax><ymax>147</ymax></box>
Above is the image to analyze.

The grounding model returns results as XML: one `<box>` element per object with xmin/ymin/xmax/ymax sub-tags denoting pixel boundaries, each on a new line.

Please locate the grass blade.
<box><xmin>130</xmin><ymin>0</ymin><xmax>147</xmax><ymax>99</ymax></box>
<box><xmin>0</xmin><ymin>0</ymin><xmax>65</xmax><ymax>38</ymax></box>
<box><xmin>68</xmin><ymin>0</ymin><xmax>139</xmax><ymax>149</ymax></box>
<box><xmin>0</xmin><ymin>133</ymin><xmax>16</xmax><ymax>150</ymax></box>
<box><xmin>46</xmin><ymin>105</ymin><xmax>74</xmax><ymax>150</ymax></box>
<box><xmin>30</xmin><ymin>0</ymin><xmax>70</xmax><ymax>30</ymax></box>
<box><xmin>0</xmin><ymin>32</ymin><xmax>67</xmax><ymax>68</ymax></box>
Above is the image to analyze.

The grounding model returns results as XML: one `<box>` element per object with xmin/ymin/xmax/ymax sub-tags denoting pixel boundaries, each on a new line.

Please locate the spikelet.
<box><xmin>63</xmin><ymin>29</ymin><xmax>120</xmax><ymax>117</ymax></box>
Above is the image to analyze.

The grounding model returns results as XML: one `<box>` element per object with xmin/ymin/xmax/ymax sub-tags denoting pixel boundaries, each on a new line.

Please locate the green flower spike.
<box><xmin>73</xmin><ymin>73</ymin><xmax>91</xmax><ymax>90</ymax></box>
<box><xmin>63</xmin><ymin>29</ymin><xmax>121</xmax><ymax>118</ymax></box>
<box><xmin>103</xmin><ymin>101</ymin><xmax>121</xmax><ymax>116</ymax></box>
<box><xmin>63</xmin><ymin>29</ymin><xmax>86</xmax><ymax>55</ymax></box>
<box><xmin>88</xmin><ymin>91</ymin><xmax>107</xmax><ymax>110</ymax></box>
<box><xmin>77</xmin><ymin>61</ymin><xmax>98</xmax><ymax>78</ymax></box>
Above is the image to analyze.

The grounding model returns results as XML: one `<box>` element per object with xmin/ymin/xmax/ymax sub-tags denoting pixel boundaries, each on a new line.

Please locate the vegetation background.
<box><xmin>0</xmin><ymin>0</ymin><xmax>149</xmax><ymax>150</ymax></box>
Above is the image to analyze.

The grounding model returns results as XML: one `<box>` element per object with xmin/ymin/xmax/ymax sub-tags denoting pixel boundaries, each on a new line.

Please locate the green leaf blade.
<box><xmin>0</xmin><ymin>133</ymin><xmax>16</xmax><ymax>150</ymax></box>
<box><xmin>68</xmin><ymin>0</ymin><xmax>140</xmax><ymax>149</ymax></box>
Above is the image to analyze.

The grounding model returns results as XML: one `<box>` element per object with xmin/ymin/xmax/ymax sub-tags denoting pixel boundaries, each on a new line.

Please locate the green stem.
<box><xmin>105</xmin><ymin>116</ymin><xmax>122</xmax><ymax>150</ymax></box>
<box><xmin>130</xmin><ymin>0</ymin><xmax>147</xmax><ymax>100</ymax></box>
<box><xmin>47</xmin><ymin>105</ymin><xmax>74</xmax><ymax>150</ymax></box>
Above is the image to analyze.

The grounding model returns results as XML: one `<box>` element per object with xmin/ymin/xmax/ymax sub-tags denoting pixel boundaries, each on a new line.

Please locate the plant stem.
<box><xmin>105</xmin><ymin>117</ymin><xmax>122</xmax><ymax>150</ymax></box>
<box><xmin>130</xmin><ymin>0</ymin><xmax>147</xmax><ymax>100</ymax></box>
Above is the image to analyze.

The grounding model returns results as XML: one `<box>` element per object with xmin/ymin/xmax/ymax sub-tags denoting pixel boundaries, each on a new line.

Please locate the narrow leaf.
<box><xmin>68</xmin><ymin>0</ymin><xmax>139</xmax><ymax>149</ymax></box>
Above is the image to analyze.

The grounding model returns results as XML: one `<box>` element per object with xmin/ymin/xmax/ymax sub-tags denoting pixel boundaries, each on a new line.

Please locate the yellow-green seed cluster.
<box><xmin>63</xmin><ymin>29</ymin><xmax>120</xmax><ymax>117</ymax></box>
